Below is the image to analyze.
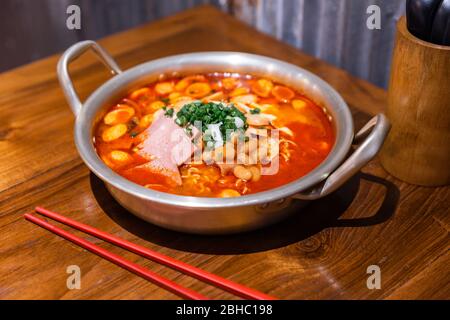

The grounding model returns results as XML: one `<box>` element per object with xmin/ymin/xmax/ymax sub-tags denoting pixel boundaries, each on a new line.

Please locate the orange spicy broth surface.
<box><xmin>94</xmin><ymin>73</ymin><xmax>335</xmax><ymax>197</ymax></box>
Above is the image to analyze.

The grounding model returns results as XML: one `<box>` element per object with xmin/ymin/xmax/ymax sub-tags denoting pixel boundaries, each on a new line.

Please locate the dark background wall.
<box><xmin>0</xmin><ymin>0</ymin><xmax>405</xmax><ymax>88</ymax></box>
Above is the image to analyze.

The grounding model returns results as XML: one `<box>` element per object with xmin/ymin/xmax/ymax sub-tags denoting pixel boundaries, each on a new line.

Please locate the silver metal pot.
<box><xmin>58</xmin><ymin>40</ymin><xmax>390</xmax><ymax>234</ymax></box>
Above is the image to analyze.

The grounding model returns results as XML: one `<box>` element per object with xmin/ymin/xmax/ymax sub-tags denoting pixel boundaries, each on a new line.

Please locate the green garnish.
<box><xmin>163</xmin><ymin>106</ymin><xmax>174</xmax><ymax>117</ymax></box>
<box><xmin>175</xmin><ymin>101</ymin><xmax>247</xmax><ymax>136</ymax></box>
<box><xmin>160</xmin><ymin>97</ymin><xmax>170</xmax><ymax>104</ymax></box>
<box><xmin>250</xmin><ymin>107</ymin><xmax>261</xmax><ymax>114</ymax></box>
<box><xmin>130</xmin><ymin>132</ymin><xmax>138</xmax><ymax>138</ymax></box>
<box><xmin>173</xmin><ymin>101</ymin><xmax>248</xmax><ymax>146</ymax></box>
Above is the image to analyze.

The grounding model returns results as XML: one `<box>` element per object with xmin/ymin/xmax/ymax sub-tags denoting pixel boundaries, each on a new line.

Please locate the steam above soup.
<box><xmin>94</xmin><ymin>73</ymin><xmax>335</xmax><ymax>197</ymax></box>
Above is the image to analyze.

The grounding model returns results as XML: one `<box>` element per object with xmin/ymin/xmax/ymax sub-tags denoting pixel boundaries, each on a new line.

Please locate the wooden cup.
<box><xmin>380</xmin><ymin>16</ymin><xmax>450</xmax><ymax>186</ymax></box>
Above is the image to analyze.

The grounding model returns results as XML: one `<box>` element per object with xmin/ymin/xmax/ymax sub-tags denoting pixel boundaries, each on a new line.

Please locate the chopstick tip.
<box><xmin>23</xmin><ymin>212</ymin><xmax>34</xmax><ymax>220</ymax></box>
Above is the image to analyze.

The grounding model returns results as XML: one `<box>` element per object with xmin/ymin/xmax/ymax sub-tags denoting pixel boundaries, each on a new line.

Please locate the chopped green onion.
<box><xmin>163</xmin><ymin>107</ymin><xmax>174</xmax><ymax>117</ymax></box>
<box><xmin>171</xmin><ymin>101</ymin><xmax>248</xmax><ymax>146</ymax></box>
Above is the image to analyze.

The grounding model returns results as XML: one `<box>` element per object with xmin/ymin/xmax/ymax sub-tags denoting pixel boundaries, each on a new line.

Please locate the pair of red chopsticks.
<box><xmin>25</xmin><ymin>207</ymin><xmax>276</xmax><ymax>300</ymax></box>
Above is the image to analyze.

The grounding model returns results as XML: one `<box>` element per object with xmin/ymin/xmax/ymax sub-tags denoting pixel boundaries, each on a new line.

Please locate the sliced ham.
<box><xmin>134</xmin><ymin>110</ymin><xmax>198</xmax><ymax>186</ymax></box>
<box><xmin>121</xmin><ymin>158</ymin><xmax>181</xmax><ymax>188</ymax></box>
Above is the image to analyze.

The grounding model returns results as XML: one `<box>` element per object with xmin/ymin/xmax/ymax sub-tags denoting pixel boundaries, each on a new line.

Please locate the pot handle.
<box><xmin>57</xmin><ymin>40</ymin><xmax>122</xmax><ymax>117</ymax></box>
<box><xmin>292</xmin><ymin>114</ymin><xmax>391</xmax><ymax>200</ymax></box>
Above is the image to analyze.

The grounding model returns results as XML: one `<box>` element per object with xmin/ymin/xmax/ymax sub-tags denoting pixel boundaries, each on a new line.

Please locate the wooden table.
<box><xmin>0</xmin><ymin>5</ymin><xmax>448</xmax><ymax>300</ymax></box>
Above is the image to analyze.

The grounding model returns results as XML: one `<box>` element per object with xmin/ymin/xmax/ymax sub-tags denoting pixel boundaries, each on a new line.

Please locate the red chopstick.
<box><xmin>34</xmin><ymin>206</ymin><xmax>276</xmax><ymax>300</ymax></box>
<box><xmin>24</xmin><ymin>213</ymin><xmax>207</xmax><ymax>300</ymax></box>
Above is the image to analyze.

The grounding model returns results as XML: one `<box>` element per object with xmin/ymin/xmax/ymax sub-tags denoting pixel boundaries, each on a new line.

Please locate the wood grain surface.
<box><xmin>0</xmin><ymin>5</ymin><xmax>448</xmax><ymax>300</ymax></box>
